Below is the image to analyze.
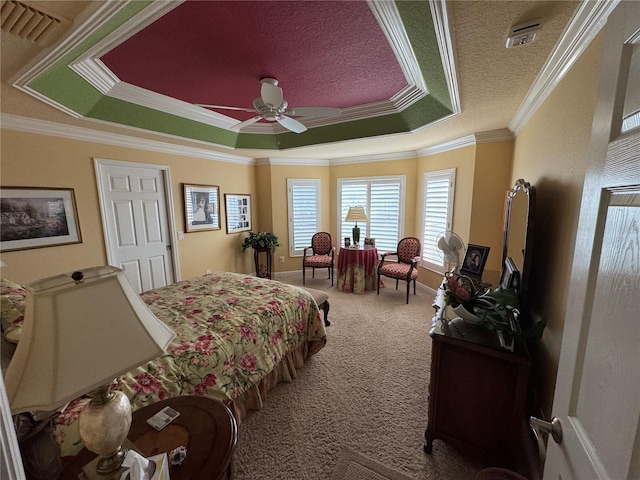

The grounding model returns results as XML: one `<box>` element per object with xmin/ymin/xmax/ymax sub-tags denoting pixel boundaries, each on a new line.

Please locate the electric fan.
<box><xmin>435</xmin><ymin>231</ymin><xmax>465</xmax><ymax>271</ymax></box>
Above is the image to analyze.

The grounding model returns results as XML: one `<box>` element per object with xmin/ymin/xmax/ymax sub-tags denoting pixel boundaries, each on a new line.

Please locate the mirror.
<box><xmin>501</xmin><ymin>179</ymin><xmax>535</xmax><ymax>306</ymax></box>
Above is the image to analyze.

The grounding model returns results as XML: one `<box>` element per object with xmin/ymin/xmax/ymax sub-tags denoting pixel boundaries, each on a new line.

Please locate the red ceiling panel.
<box><xmin>100</xmin><ymin>0</ymin><xmax>407</xmax><ymax>119</ymax></box>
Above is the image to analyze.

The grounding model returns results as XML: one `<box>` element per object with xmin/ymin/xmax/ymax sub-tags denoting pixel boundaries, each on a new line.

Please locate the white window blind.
<box><xmin>287</xmin><ymin>178</ymin><xmax>321</xmax><ymax>256</ymax></box>
<box><xmin>338</xmin><ymin>176</ymin><xmax>404</xmax><ymax>253</ymax></box>
<box><xmin>422</xmin><ymin>169</ymin><xmax>455</xmax><ymax>269</ymax></box>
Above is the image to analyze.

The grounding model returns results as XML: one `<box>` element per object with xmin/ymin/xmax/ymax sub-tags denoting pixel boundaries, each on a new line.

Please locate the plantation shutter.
<box><xmin>288</xmin><ymin>179</ymin><xmax>321</xmax><ymax>256</ymax></box>
<box><xmin>422</xmin><ymin>169</ymin><xmax>456</xmax><ymax>268</ymax></box>
<box><xmin>340</xmin><ymin>181</ymin><xmax>367</xmax><ymax>243</ymax></box>
<box><xmin>338</xmin><ymin>176</ymin><xmax>404</xmax><ymax>252</ymax></box>
<box><xmin>369</xmin><ymin>181</ymin><xmax>401</xmax><ymax>252</ymax></box>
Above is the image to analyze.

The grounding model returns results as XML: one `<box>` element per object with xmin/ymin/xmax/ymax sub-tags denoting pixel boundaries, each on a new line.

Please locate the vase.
<box><xmin>452</xmin><ymin>304</ymin><xmax>483</xmax><ymax>325</ymax></box>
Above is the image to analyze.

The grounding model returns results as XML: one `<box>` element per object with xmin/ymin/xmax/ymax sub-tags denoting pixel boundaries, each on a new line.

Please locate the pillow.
<box><xmin>1</xmin><ymin>278</ymin><xmax>26</xmax><ymax>344</ymax></box>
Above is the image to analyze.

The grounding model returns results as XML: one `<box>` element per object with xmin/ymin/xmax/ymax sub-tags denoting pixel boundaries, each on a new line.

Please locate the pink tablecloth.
<box><xmin>336</xmin><ymin>247</ymin><xmax>379</xmax><ymax>294</ymax></box>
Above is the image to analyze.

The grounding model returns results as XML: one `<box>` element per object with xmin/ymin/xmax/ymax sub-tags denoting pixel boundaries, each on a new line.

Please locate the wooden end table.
<box><xmin>59</xmin><ymin>396</ymin><xmax>237</xmax><ymax>480</ymax></box>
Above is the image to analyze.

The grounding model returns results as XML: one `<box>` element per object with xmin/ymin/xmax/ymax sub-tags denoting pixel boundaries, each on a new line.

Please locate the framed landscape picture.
<box><xmin>183</xmin><ymin>184</ymin><xmax>220</xmax><ymax>232</ymax></box>
<box><xmin>0</xmin><ymin>187</ymin><xmax>82</xmax><ymax>252</ymax></box>
<box><xmin>224</xmin><ymin>193</ymin><xmax>251</xmax><ymax>234</ymax></box>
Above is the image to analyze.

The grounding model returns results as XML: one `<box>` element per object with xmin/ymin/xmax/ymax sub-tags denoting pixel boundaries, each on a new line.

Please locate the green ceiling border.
<box><xmin>25</xmin><ymin>0</ymin><xmax>453</xmax><ymax>151</ymax></box>
<box><xmin>396</xmin><ymin>1</ymin><xmax>452</xmax><ymax>112</ymax></box>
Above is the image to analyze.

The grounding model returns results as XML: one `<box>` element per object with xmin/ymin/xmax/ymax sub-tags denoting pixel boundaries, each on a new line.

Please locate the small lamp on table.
<box><xmin>345</xmin><ymin>206</ymin><xmax>368</xmax><ymax>245</ymax></box>
<box><xmin>5</xmin><ymin>266</ymin><xmax>176</xmax><ymax>479</ymax></box>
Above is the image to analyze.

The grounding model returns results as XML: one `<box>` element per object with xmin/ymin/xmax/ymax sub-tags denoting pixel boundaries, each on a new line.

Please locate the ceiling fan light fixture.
<box><xmin>197</xmin><ymin>77</ymin><xmax>341</xmax><ymax>133</ymax></box>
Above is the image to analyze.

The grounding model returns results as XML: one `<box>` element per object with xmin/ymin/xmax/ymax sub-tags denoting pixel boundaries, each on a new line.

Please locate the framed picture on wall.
<box><xmin>224</xmin><ymin>193</ymin><xmax>251</xmax><ymax>234</ymax></box>
<box><xmin>460</xmin><ymin>244</ymin><xmax>490</xmax><ymax>277</ymax></box>
<box><xmin>183</xmin><ymin>184</ymin><xmax>220</xmax><ymax>232</ymax></box>
<box><xmin>0</xmin><ymin>187</ymin><xmax>82</xmax><ymax>252</ymax></box>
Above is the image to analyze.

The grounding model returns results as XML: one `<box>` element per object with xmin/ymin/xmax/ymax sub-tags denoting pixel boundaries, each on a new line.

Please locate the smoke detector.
<box><xmin>506</xmin><ymin>18</ymin><xmax>542</xmax><ymax>48</ymax></box>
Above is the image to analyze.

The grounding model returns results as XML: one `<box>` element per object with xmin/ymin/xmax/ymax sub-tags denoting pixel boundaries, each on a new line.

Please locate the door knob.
<box><xmin>529</xmin><ymin>416</ymin><xmax>562</xmax><ymax>461</ymax></box>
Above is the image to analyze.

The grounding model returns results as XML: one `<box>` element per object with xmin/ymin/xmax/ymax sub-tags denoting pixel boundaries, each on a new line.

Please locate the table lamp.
<box><xmin>4</xmin><ymin>266</ymin><xmax>176</xmax><ymax>477</ymax></box>
<box><xmin>345</xmin><ymin>206</ymin><xmax>368</xmax><ymax>244</ymax></box>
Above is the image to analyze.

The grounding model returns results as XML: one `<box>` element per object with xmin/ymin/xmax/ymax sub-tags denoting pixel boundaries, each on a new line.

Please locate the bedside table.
<box><xmin>59</xmin><ymin>396</ymin><xmax>237</xmax><ymax>480</ymax></box>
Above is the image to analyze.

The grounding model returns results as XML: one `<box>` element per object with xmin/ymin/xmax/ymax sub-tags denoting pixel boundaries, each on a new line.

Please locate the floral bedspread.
<box><xmin>53</xmin><ymin>272</ymin><xmax>327</xmax><ymax>457</ymax></box>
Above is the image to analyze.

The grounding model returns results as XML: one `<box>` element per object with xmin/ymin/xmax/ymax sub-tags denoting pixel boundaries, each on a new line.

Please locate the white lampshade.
<box><xmin>345</xmin><ymin>206</ymin><xmax>368</xmax><ymax>222</ymax></box>
<box><xmin>5</xmin><ymin>265</ymin><xmax>176</xmax><ymax>415</ymax></box>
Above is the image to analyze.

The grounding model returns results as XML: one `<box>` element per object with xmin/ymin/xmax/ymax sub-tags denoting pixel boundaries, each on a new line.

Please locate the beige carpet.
<box><xmin>231</xmin><ymin>271</ymin><xmax>485</xmax><ymax>479</ymax></box>
<box><xmin>331</xmin><ymin>447</ymin><xmax>415</xmax><ymax>480</ymax></box>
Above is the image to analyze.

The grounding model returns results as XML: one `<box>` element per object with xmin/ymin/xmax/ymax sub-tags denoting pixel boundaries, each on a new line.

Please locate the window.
<box><xmin>287</xmin><ymin>178</ymin><xmax>321</xmax><ymax>256</ymax></box>
<box><xmin>338</xmin><ymin>176</ymin><xmax>405</xmax><ymax>253</ymax></box>
<box><xmin>421</xmin><ymin>169</ymin><xmax>456</xmax><ymax>270</ymax></box>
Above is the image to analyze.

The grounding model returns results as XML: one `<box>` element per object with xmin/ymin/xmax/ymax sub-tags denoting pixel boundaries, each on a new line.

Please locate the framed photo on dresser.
<box><xmin>460</xmin><ymin>244</ymin><xmax>490</xmax><ymax>278</ymax></box>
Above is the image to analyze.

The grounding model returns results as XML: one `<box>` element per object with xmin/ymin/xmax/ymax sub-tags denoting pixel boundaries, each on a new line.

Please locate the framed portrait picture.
<box><xmin>500</xmin><ymin>256</ymin><xmax>521</xmax><ymax>290</ymax></box>
<box><xmin>183</xmin><ymin>184</ymin><xmax>220</xmax><ymax>232</ymax></box>
<box><xmin>0</xmin><ymin>187</ymin><xmax>82</xmax><ymax>252</ymax></box>
<box><xmin>224</xmin><ymin>194</ymin><xmax>251</xmax><ymax>234</ymax></box>
<box><xmin>460</xmin><ymin>244</ymin><xmax>490</xmax><ymax>277</ymax></box>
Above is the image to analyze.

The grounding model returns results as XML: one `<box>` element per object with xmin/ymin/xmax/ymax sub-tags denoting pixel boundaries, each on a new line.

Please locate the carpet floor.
<box><xmin>231</xmin><ymin>271</ymin><xmax>485</xmax><ymax>479</ymax></box>
<box><xmin>331</xmin><ymin>447</ymin><xmax>415</xmax><ymax>480</ymax></box>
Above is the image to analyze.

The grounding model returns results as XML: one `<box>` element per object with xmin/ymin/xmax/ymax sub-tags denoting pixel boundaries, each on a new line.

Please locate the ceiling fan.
<box><xmin>196</xmin><ymin>78</ymin><xmax>341</xmax><ymax>134</ymax></box>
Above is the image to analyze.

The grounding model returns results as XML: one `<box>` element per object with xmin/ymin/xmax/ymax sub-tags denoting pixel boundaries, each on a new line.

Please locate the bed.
<box><xmin>1</xmin><ymin>271</ymin><xmax>327</xmax><ymax>463</ymax></box>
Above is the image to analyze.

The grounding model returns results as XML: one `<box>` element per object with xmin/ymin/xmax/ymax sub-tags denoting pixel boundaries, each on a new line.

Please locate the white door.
<box><xmin>95</xmin><ymin>159</ymin><xmax>177</xmax><ymax>293</ymax></box>
<box><xmin>534</xmin><ymin>3</ymin><xmax>640</xmax><ymax>479</ymax></box>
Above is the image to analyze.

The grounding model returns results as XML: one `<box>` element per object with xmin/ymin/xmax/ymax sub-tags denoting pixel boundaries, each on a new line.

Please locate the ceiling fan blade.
<box><xmin>231</xmin><ymin>115</ymin><xmax>262</xmax><ymax>131</ymax></box>
<box><xmin>276</xmin><ymin>115</ymin><xmax>307</xmax><ymax>133</ymax></box>
<box><xmin>196</xmin><ymin>104</ymin><xmax>258</xmax><ymax>113</ymax></box>
<box><xmin>285</xmin><ymin>106</ymin><xmax>341</xmax><ymax>118</ymax></box>
<box><xmin>261</xmin><ymin>81</ymin><xmax>284</xmax><ymax>107</ymax></box>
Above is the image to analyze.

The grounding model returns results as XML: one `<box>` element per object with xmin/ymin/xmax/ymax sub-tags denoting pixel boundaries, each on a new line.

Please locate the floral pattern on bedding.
<box><xmin>53</xmin><ymin>272</ymin><xmax>326</xmax><ymax>457</ymax></box>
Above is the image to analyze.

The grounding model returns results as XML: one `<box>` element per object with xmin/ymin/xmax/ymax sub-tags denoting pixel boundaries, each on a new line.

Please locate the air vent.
<box><xmin>0</xmin><ymin>0</ymin><xmax>62</xmax><ymax>45</ymax></box>
<box><xmin>506</xmin><ymin>18</ymin><xmax>542</xmax><ymax>48</ymax></box>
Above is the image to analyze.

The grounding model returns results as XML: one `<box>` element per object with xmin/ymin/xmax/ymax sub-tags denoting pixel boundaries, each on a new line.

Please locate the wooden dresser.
<box><xmin>424</xmin><ymin>287</ymin><xmax>531</xmax><ymax>468</ymax></box>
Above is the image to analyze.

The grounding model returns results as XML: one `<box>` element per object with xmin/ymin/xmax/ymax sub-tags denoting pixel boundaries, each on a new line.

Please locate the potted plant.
<box><xmin>443</xmin><ymin>273</ymin><xmax>545</xmax><ymax>341</ymax></box>
<box><xmin>242</xmin><ymin>232</ymin><xmax>280</xmax><ymax>279</ymax></box>
<box><xmin>241</xmin><ymin>231</ymin><xmax>280</xmax><ymax>251</ymax></box>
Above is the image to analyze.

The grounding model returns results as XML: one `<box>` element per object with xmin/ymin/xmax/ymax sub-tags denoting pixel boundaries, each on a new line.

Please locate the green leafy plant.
<box><xmin>443</xmin><ymin>273</ymin><xmax>545</xmax><ymax>340</ymax></box>
<box><xmin>241</xmin><ymin>231</ymin><xmax>280</xmax><ymax>251</ymax></box>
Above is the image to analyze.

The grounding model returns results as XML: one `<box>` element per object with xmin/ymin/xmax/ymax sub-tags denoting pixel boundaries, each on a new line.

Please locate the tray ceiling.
<box><xmin>10</xmin><ymin>0</ymin><xmax>455</xmax><ymax>150</ymax></box>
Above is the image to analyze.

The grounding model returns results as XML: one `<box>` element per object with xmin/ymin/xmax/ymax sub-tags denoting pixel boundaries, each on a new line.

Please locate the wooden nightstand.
<box><xmin>59</xmin><ymin>396</ymin><xmax>237</xmax><ymax>480</ymax></box>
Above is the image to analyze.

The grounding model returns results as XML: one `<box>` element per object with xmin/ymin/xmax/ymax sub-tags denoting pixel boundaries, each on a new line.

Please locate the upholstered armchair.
<box><xmin>377</xmin><ymin>237</ymin><xmax>421</xmax><ymax>303</ymax></box>
<box><xmin>303</xmin><ymin>232</ymin><xmax>335</xmax><ymax>286</ymax></box>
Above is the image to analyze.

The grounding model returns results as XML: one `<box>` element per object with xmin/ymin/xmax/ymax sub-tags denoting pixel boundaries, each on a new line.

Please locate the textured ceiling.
<box><xmin>101</xmin><ymin>1</ymin><xmax>407</xmax><ymax>116</ymax></box>
<box><xmin>0</xmin><ymin>0</ymin><xmax>581</xmax><ymax>160</ymax></box>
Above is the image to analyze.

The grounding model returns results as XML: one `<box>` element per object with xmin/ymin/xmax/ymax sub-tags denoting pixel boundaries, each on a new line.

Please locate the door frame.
<box><xmin>94</xmin><ymin>158</ymin><xmax>181</xmax><ymax>283</ymax></box>
<box><xmin>541</xmin><ymin>1</ymin><xmax>640</xmax><ymax>478</ymax></box>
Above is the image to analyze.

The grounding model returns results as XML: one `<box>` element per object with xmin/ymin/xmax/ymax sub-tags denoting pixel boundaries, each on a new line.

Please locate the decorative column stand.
<box><xmin>253</xmin><ymin>247</ymin><xmax>272</xmax><ymax>279</ymax></box>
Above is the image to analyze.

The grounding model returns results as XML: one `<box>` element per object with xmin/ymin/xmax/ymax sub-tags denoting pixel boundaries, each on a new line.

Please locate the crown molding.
<box><xmin>261</xmin><ymin>158</ymin><xmax>331</xmax><ymax>167</ymax></box>
<box><xmin>1</xmin><ymin>114</ymin><xmax>514</xmax><ymax>166</ymax></box>
<box><xmin>415</xmin><ymin>128</ymin><xmax>513</xmax><ymax>156</ymax></box>
<box><xmin>429</xmin><ymin>0</ymin><xmax>460</xmax><ymax>114</ymax></box>
<box><xmin>416</xmin><ymin>134</ymin><xmax>476</xmax><ymax>156</ymax></box>
<box><xmin>475</xmin><ymin>128</ymin><xmax>514</xmax><ymax>143</ymax></box>
<box><xmin>510</xmin><ymin>0</ymin><xmax>619</xmax><ymax>133</ymax></box>
<box><xmin>0</xmin><ymin>114</ymin><xmax>253</xmax><ymax>165</ymax></box>
<box><xmin>368</xmin><ymin>0</ymin><xmax>428</xmax><ymax>94</ymax></box>
<box><xmin>63</xmin><ymin>0</ymin><xmax>429</xmax><ymax>135</ymax></box>
<box><xmin>330</xmin><ymin>150</ymin><xmax>418</xmax><ymax>165</ymax></box>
